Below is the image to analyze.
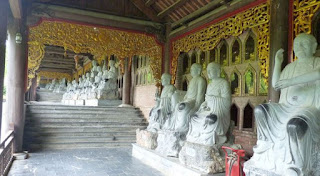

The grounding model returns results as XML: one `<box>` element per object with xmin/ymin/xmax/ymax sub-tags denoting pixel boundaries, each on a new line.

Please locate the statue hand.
<box><xmin>275</xmin><ymin>79</ymin><xmax>293</xmax><ymax>90</ymax></box>
<box><xmin>275</xmin><ymin>48</ymin><xmax>284</xmax><ymax>65</ymax></box>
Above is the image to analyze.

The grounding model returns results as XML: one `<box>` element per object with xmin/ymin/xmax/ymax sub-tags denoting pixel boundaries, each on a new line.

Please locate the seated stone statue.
<box><xmin>91</xmin><ymin>60</ymin><xmax>102</xmax><ymax>77</ymax></box>
<box><xmin>244</xmin><ymin>33</ymin><xmax>320</xmax><ymax>176</ymax></box>
<box><xmin>88</xmin><ymin>72</ymin><xmax>103</xmax><ymax>99</ymax></box>
<box><xmin>186</xmin><ymin>62</ymin><xmax>231</xmax><ymax>146</ymax></box>
<box><xmin>79</xmin><ymin>73</ymin><xmax>91</xmax><ymax>100</ymax></box>
<box><xmin>62</xmin><ymin>81</ymin><xmax>72</xmax><ymax>100</ymax></box>
<box><xmin>147</xmin><ymin>73</ymin><xmax>176</xmax><ymax>132</ymax></box>
<box><xmin>48</xmin><ymin>79</ymin><xmax>57</xmax><ymax>91</ymax></box>
<box><xmin>163</xmin><ymin>63</ymin><xmax>207</xmax><ymax>135</ymax></box>
<box><xmin>54</xmin><ymin>78</ymin><xmax>67</xmax><ymax>93</ymax></box>
<box><xmin>97</xmin><ymin>60</ymin><xmax>119</xmax><ymax>100</ymax></box>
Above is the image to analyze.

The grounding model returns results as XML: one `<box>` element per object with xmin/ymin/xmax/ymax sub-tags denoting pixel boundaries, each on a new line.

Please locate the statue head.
<box><xmin>86</xmin><ymin>73</ymin><xmax>90</xmax><ymax>78</ymax></box>
<box><xmin>92</xmin><ymin>60</ymin><xmax>97</xmax><ymax>67</ymax></box>
<box><xmin>109</xmin><ymin>60</ymin><xmax>115</xmax><ymax>67</ymax></box>
<box><xmin>207</xmin><ymin>62</ymin><xmax>221</xmax><ymax>79</ymax></box>
<box><xmin>52</xmin><ymin>79</ymin><xmax>56</xmax><ymax>83</ymax></box>
<box><xmin>190</xmin><ymin>63</ymin><xmax>202</xmax><ymax>77</ymax></box>
<box><xmin>79</xmin><ymin>77</ymin><xmax>83</xmax><ymax>82</ymax></box>
<box><xmin>97</xmin><ymin>72</ymin><xmax>102</xmax><ymax>77</ymax></box>
<box><xmin>161</xmin><ymin>73</ymin><xmax>172</xmax><ymax>86</ymax></box>
<box><xmin>82</xmin><ymin>75</ymin><xmax>85</xmax><ymax>79</ymax></box>
<box><xmin>294</xmin><ymin>33</ymin><xmax>317</xmax><ymax>59</ymax></box>
<box><xmin>90</xmin><ymin>72</ymin><xmax>95</xmax><ymax>78</ymax></box>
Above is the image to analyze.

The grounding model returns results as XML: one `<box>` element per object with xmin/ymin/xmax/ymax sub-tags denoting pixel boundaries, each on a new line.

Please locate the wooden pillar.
<box><xmin>268</xmin><ymin>0</ymin><xmax>289</xmax><ymax>102</ymax></box>
<box><xmin>0</xmin><ymin>0</ymin><xmax>8</xmax><ymax>140</ymax></box>
<box><xmin>164</xmin><ymin>23</ymin><xmax>171</xmax><ymax>74</ymax></box>
<box><xmin>6</xmin><ymin>16</ymin><xmax>27</xmax><ymax>152</ymax></box>
<box><xmin>122</xmin><ymin>57</ymin><xmax>131</xmax><ymax>105</ymax></box>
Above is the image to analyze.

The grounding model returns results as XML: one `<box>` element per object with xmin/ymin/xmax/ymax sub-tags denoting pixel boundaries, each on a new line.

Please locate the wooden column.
<box><xmin>6</xmin><ymin>16</ymin><xmax>27</xmax><ymax>152</ymax></box>
<box><xmin>268</xmin><ymin>0</ymin><xmax>289</xmax><ymax>102</ymax></box>
<box><xmin>122</xmin><ymin>57</ymin><xmax>131</xmax><ymax>105</ymax></box>
<box><xmin>164</xmin><ymin>23</ymin><xmax>171</xmax><ymax>74</ymax></box>
<box><xmin>0</xmin><ymin>0</ymin><xmax>8</xmax><ymax>141</ymax></box>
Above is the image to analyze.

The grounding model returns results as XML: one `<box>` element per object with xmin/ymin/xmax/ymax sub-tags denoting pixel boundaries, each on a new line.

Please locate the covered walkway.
<box><xmin>8</xmin><ymin>148</ymin><xmax>163</xmax><ymax>176</ymax></box>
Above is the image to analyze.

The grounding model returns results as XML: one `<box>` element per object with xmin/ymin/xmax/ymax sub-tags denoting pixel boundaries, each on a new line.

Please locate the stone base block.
<box><xmin>85</xmin><ymin>99</ymin><xmax>122</xmax><ymax>106</ymax></box>
<box><xmin>243</xmin><ymin>160</ymin><xmax>280</xmax><ymax>176</ymax></box>
<box><xmin>136</xmin><ymin>129</ymin><xmax>158</xmax><ymax>150</ymax></box>
<box><xmin>179</xmin><ymin>142</ymin><xmax>226</xmax><ymax>174</ymax></box>
<box><xmin>75</xmin><ymin>100</ymin><xmax>85</xmax><ymax>105</ymax></box>
<box><xmin>132</xmin><ymin>144</ymin><xmax>224</xmax><ymax>176</ymax></box>
<box><xmin>62</xmin><ymin>100</ymin><xmax>76</xmax><ymax>105</ymax></box>
<box><xmin>156</xmin><ymin>130</ymin><xmax>184</xmax><ymax>157</ymax></box>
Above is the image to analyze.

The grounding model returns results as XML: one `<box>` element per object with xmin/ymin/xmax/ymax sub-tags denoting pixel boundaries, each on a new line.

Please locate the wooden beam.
<box><xmin>145</xmin><ymin>0</ymin><xmax>157</xmax><ymax>7</ymax></box>
<box><xmin>38</xmin><ymin>68</ymin><xmax>72</xmax><ymax>74</ymax></box>
<box><xmin>157</xmin><ymin>0</ymin><xmax>188</xmax><ymax>19</ymax></box>
<box><xmin>130</xmin><ymin>0</ymin><xmax>163</xmax><ymax>22</ymax></box>
<box><xmin>40</xmin><ymin>64</ymin><xmax>75</xmax><ymax>70</ymax></box>
<box><xmin>171</xmin><ymin>0</ymin><xmax>223</xmax><ymax>28</ymax></box>
<box><xmin>9</xmin><ymin>0</ymin><xmax>22</xmax><ymax>19</ymax></box>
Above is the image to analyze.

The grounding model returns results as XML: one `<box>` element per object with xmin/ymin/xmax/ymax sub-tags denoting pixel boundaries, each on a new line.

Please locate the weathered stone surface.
<box><xmin>179</xmin><ymin>142</ymin><xmax>222</xmax><ymax>174</ymax></box>
<box><xmin>243</xmin><ymin>160</ymin><xmax>280</xmax><ymax>176</ymax></box>
<box><xmin>155</xmin><ymin>130</ymin><xmax>184</xmax><ymax>157</ymax></box>
<box><xmin>136</xmin><ymin>129</ymin><xmax>158</xmax><ymax>150</ymax></box>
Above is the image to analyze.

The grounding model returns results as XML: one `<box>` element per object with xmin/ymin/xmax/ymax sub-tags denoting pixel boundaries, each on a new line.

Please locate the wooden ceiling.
<box><xmin>31</xmin><ymin>0</ymin><xmax>231</xmax><ymax>28</ymax></box>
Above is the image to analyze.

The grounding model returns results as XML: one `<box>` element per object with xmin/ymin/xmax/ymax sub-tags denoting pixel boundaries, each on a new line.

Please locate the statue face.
<box><xmin>190</xmin><ymin>66</ymin><xmax>200</xmax><ymax>77</ymax></box>
<box><xmin>109</xmin><ymin>61</ymin><xmax>115</xmax><ymax>67</ymax></box>
<box><xmin>294</xmin><ymin>35</ymin><xmax>317</xmax><ymax>59</ymax></box>
<box><xmin>161</xmin><ymin>76</ymin><xmax>171</xmax><ymax>86</ymax></box>
<box><xmin>207</xmin><ymin>66</ymin><xmax>220</xmax><ymax>79</ymax></box>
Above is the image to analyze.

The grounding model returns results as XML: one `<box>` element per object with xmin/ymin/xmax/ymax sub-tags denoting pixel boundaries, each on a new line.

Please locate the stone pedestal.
<box><xmin>132</xmin><ymin>144</ymin><xmax>224</xmax><ymax>176</ymax></box>
<box><xmin>136</xmin><ymin>129</ymin><xmax>158</xmax><ymax>150</ymax></box>
<box><xmin>75</xmin><ymin>100</ymin><xmax>85</xmax><ymax>105</ymax></box>
<box><xmin>156</xmin><ymin>130</ymin><xmax>184</xmax><ymax>157</ymax></box>
<box><xmin>243</xmin><ymin>160</ymin><xmax>280</xmax><ymax>176</ymax></box>
<box><xmin>85</xmin><ymin>99</ymin><xmax>122</xmax><ymax>106</ymax></box>
<box><xmin>179</xmin><ymin>142</ymin><xmax>227</xmax><ymax>174</ymax></box>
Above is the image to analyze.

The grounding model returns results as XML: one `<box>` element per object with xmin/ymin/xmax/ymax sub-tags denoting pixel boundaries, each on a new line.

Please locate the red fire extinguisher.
<box><xmin>222</xmin><ymin>146</ymin><xmax>246</xmax><ymax>176</ymax></box>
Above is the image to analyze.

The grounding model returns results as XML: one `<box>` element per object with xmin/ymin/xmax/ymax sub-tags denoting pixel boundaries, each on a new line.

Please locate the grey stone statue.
<box><xmin>244</xmin><ymin>33</ymin><xmax>320</xmax><ymax>176</ymax></box>
<box><xmin>163</xmin><ymin>63</ymin><xmax>207</xmax><ymax>134</ymax></box>
<box><xmin>48</xmin><ymin>79</ymin><xmax>57</xmax><ymax>91</ymax></box>
<box><xmin>186</xmin><ymin>62</ymin><xmax>231</xmax><ymax>146</ymax></box>
<box><xmin>147</xmin><ymin>73</ymin><xmax>176</xmax><ymax>132</ymax></box>
<box><xmin>97</xmin><ymin>60</ymin><xmax>119</xmax><ymax>100</ymax></box>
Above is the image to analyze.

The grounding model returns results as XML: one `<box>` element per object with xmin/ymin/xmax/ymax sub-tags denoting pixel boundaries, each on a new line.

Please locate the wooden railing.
<box><xmin>0</xmin><ymin>131</ymin><xmax>14</xmax><ymax>176</ymax></box>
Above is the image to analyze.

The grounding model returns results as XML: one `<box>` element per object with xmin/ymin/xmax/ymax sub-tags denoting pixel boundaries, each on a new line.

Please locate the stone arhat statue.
<box><xmin>147</xmin><ymin>73</ymin><xmax>176</xmax><ymax>132</ymax></box>
<box><xmin>163</xmin><ymin>63</ymin><xmax>207</xmax><ymax>135</ymax></box>
<box><xmin>186</xmin><ymin>62</ymin><xmax>231</xmax><ymax>146</ymax></box>
<box><xmin>244</xmin><ymin>33</ymin><xmax>320</xmax><ymax>176</ymax></box>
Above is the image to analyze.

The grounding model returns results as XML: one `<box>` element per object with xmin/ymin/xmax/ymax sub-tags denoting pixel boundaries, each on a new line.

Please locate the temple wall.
<box><xmin>133</xmin><ymin>85</ymin><xmax>157</xmax><ymax>120</ymax></box>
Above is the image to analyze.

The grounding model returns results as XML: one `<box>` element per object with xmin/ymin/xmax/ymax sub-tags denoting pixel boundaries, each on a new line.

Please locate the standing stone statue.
<box><xmin>186</xmin><ymin>62</ymin><xmax>231</xmax><ymax>145</ymax></box>
<box><xmin>157</xmin><ymin>63</ymin><xmax>206</xmax><ymax>157</ymax></box>
<box><xmin>244</xmin><ymin>33</ymin><xmax>320</xmax><ymax>176</ymax></box>
<box><xmin>147</xmin><ymin>73</ymin><xmax>176</xmax><ymax>132</ymax></box>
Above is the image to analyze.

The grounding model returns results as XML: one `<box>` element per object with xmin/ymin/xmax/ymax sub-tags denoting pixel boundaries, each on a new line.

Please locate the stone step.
<box><xmin>25</xmin><ymin>118</ymin><xmax>146</xmax><ymax>123</ymax></box>
<box><xmin>27</xmin><ymin>105</ymin><xmax>132</xmax><ymax>110</ymax></box>
<box><xmin>25</xmin><ymin>122</ymin><xmax>148</xmax><ymax>127</ymax></box>
<box><xmin>27</xmin><ymin>142</ymin><xmax>134</xmax><ymax>151</ymax></box>
<box><xmin>26</xmin><ymin>110</ymin><xmax>141</xmax><ymax>115</ymax></box>
<box><xmin>25</xmin><ymin>136</ymin><xmax>136</xmax><ymax>143</ymax></box>
<box><xmin>24</xmin><ymin>131</ymin><xmax>136</xmax><ymax>137</ymax></box>
<box><xmin>25</xmin><ymin>111</ymin><xmax>143</xmax><ymax>117</ymax></box>
<box><xmin>25</xmin><ymin>126</ymin><xmax>144</xmax><ymax>133</ymax></box>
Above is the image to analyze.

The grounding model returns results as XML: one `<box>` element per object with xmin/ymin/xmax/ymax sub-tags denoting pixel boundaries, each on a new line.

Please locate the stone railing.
<box><xmin>0</xmin><ymin>131</ymin><xmax>14</xmax><ymax>175</ymax></box>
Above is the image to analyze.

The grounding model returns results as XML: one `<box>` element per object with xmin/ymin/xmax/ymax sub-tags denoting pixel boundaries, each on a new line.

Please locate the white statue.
<box><xmin>88</xmin><ymin>72</ymin><xmax>103</xmax><ymax>99</ymax></box>
<box><xmin>55</xmin><ymin>78</ymin><xmax>67</xmax><ymax>93</ymax></box>
<box><xmin>79</xmin><ymin>73</ymin><xmax>91</xmax><ymax>100</ymax></box>
<box><xmin>147</xmin><ymin>73</ymin><xmax>176</xmax><ymax>132</ymax></box>
<box><xmin>244</xmin><ymin>33</ymin><xmax>320</xmax><ymax>176</ymax></box>
<box><xmin>163</xmin><ymin>63</ymin><xmax>207</xmax><ymax>134</ymax></box>
<box><xmin>91</xmin><ymin>60</ymin><xmax>101</xmax><ymax>77</ymax></box>
<box><xmin>186</xmin><ymin>62</ymin><xmax>231</xmax><ymax>146</ymax></box>
<box><xmin>97</xmin><ymin>60</ymin><xmax>119</xmax><ymax>100</ymax></box>
<box><xmin>49</xmin><ymin>79</ymin><xmax>57</xmax><ymax>90</ymax></box>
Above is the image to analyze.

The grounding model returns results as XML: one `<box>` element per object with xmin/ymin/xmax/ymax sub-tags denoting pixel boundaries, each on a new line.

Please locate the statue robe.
<box><xmin>251</xmin><ymin>57</ymin><xmax>320</xmax><ymax>174</ymax></box>
<box><xmin>147</xmin><ymin>85</ymin><xmax>176</xmax><ymax>132</ymax></box>
<box><xmin>187</xmin><ymin>78</ymin><xmax>231</xmax><ymax>145</ymax></box>
<box><xmin>163</xmin><ymin>75</ymin><xmax>206</xmax><ymax>134</ymax></box>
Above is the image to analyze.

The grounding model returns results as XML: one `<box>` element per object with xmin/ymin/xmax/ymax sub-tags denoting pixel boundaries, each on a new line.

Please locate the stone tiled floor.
<box><xmin>8</xmin><ymin>147</ymin><xmax>164</xmax><ymax>176</ymax></box>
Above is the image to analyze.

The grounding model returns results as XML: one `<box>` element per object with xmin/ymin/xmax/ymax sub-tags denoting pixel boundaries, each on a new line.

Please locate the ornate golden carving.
<box><xmin>28</xmin><ymin>19</ymin><xmax>162</xmax><ymax>89</ymax></box>
<box><xmin>293</xmin><ymin>0</ymin><xmax>320</xmax><ymax>35</ymax></box>
<box><xmin>171</xmin><ymin>2</ymin><xmax>270</xmax><ymax>83</ymax></box>
<box><xmin>37</xmin><ymin>71</ymin><xmax>72</xmax><ymax>81</ymax></box>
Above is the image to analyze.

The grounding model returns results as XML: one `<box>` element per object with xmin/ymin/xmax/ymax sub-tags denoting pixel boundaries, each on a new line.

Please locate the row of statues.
<box><xmin>62</xmin><ymin>60</ymin><xmax>119</xmax><ymax>101</ymax></box>
<box><xmin>45</xmin><ymin>78</ymin><xmax>67</xmax><ymax>93</ymax></box>
<box><xmin>147</xmin><ymin>61</ymin><xmax>231</xmax><ymax>148</ymax></box>
<box><xmin>142</xmin><ymin>34</ymin><xmax>320</xmax><ymax>175</ymax></box>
